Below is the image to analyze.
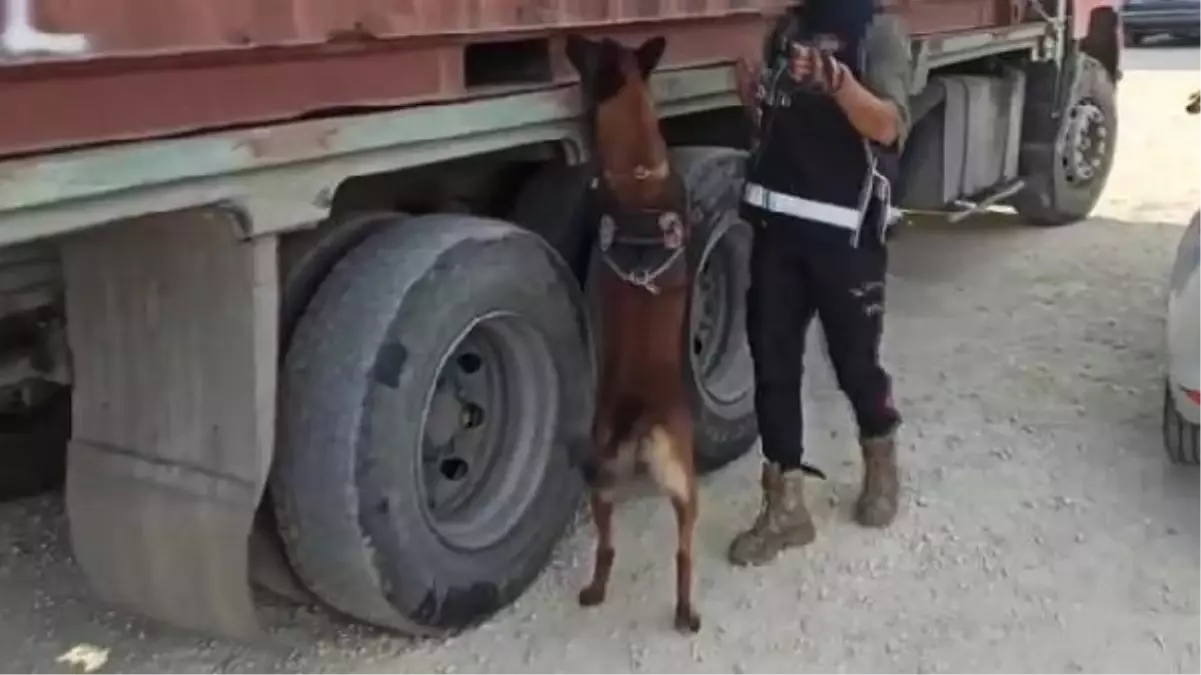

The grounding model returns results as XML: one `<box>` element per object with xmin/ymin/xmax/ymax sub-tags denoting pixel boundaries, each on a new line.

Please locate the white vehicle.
<box><xmin>1164</xmin><ymin>208</ymin><xmax>1199</xmax><ymax>464</ymax></box>
<box><xmin>1163</xmin><ymin>92</ymin><xmax>1200</xmax><ymax>465</ymax></box>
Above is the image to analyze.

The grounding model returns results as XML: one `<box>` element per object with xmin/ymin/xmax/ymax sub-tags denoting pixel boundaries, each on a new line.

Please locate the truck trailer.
<box><xmin>0</xmin><ymin>0</ymin><xmax>1121</xmax><ymax>639</ymax></box>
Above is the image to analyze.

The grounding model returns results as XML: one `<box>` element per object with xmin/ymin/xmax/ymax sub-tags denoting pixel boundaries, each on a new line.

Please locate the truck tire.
<box><xmin>1012</xmin><ymin>53</ymin><xmax>1117</xmax><ymax>226</ymax></box>
<box><xmin>1163</xmin><ymin>383</ymin><xmax>1200</xmax><ymax>466</ymax></box>
<box><xmin>0</xmin><ymin>387</ymin><xmax>69</xmax><ymax>500</ymax></box>
<box><xmin>508</xmin><ymin>163</ymin><xmax>596</xmax><ymax>283</ymax></box>
<box><xmin>671</xmin><ymin>147</ymin><xmax>759</xmax><ymax>472</ymax></box>
<box><xmin>273</xmin><ymin>213</ymin><xmax>593</xmax><ymax>634</ymax></box>
<box><xmin>509</xmin><ymin>155</ymin><xmax>758</xmax><ymax>473</ymax></box>
<box><xmin>278</xmin><ymin>211</ymin><xmax>398</xmax><ymax>350</ymax></box>
<box><xmin>246</xmin><ymin>210</ymin><xmax>402</xmax><ymax>605</ymax></box>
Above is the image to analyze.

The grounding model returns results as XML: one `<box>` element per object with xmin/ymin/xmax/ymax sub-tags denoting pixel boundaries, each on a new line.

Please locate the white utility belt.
<box><xmin>742</xmin><ymin>182</ymin><xmax>902</xmax><ymax>231</ymax></box>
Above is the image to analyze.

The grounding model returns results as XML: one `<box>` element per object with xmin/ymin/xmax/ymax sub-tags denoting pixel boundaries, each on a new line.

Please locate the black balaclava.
<box><xmin>792</xmin><ymin>0</ymin><xmax>876</xmax><ymax>68</ymax></box>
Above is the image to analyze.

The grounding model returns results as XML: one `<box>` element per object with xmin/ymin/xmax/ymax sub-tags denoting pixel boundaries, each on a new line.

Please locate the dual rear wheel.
<box><xmin>267</xmin><ymin>147</ymin><xmax>759</xmax><ymax>633</ymax></box>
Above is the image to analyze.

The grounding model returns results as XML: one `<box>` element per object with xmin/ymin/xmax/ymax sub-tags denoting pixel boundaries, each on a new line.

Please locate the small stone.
<box><xmin>1075</xmin><ymin>533</ymin><xmax>1086</xmax><ymax>543</ymax></box>
<box><xmin>916</xmin><ymin>496</ymin><xmax>930</xmax><ymax>508</ymax></box>
<box><xmin>1053</xmin><ymin>496</ymin><xmax>1075</xmax><ymax>510</ymax></box>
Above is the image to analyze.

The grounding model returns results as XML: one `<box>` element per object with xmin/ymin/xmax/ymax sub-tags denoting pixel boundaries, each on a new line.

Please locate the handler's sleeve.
<box><xmin>862</xmin><ymin>13</ymin><xmax>914</xmax><ymax>150</ymax></box>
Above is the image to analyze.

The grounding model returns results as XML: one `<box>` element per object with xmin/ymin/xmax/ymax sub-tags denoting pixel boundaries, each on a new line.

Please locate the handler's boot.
<box><xmin>727</xmin><ymin>462</ymin><xmax>815</xmax><ymax>566</ymax></box>
<box><xmin>855</xmin><ymin>434</ymin><xmax>899</xmax><ymax>528</ymax></box>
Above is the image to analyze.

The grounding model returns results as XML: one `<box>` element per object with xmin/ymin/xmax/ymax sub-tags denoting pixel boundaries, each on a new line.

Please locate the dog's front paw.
<box><xmin>673</xmin><ymin>605</ymin><xmax>701</xmax><ymax>633</ymax></box>
<box><xmin>578</xmin><ymin>585</ymin><xmax>606</xmax><ymax>607</ymax></box>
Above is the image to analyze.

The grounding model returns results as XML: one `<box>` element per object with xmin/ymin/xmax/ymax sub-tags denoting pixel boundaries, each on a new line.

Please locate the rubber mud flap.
<box><xmin>60</xmin><ymin>207</ymin><xmax>277</xmax><ymax>639</ymax></box>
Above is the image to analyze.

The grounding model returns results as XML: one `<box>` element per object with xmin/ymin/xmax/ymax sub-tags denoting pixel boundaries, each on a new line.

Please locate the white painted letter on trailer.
<box><xmin>2</xmin><ymin>0</ymin><xmax>89</xmax><ymax>56</ymax></box>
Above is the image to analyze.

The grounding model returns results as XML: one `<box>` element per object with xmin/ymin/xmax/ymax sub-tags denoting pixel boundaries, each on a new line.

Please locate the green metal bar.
<box><xmin>0</xmin><ymin>64</ymin><xmax>737</xmax><ymax>247</ymax></box>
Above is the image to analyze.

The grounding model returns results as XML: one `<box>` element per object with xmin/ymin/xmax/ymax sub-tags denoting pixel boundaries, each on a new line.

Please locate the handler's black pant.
<box><xmin>744</xmin><ymin>210</ymin><xmax>901</xmax><ymax>471</ymax></box>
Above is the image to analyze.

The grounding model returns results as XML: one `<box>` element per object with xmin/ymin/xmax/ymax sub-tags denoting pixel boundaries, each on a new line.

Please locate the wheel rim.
<box><xmin>417</xmin><ymin>312</ymin><xmax>559</xmax><ymax>551</ymax></box>
<box><xmin>690</xmin><ymin>213</ymin><xmax>754</xmax><ymax>410</ymax></box>
<box><xmin>692</xmin><ymin>235</ymin><xmax>731</xmax><ymax>376</ymax></box>
<box><xmin>1058</xmin><ymin>98</ymin><xmax>1109</xmax><ymax>186</ymax></box>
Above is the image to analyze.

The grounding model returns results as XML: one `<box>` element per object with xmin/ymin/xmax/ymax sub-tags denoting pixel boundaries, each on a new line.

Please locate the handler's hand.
<box><xmin>734</xmin><ymin>58</ymin><xmax>759</xmax><ymax>107</ymax></box>
<box><xmin>788</xmin><ymin>43</ymin><xmax>847</xmax><ymax>94</ymax></box>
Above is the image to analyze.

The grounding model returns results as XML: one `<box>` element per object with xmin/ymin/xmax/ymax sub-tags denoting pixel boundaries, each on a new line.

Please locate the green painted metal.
<box><xmin>0</xmin><ymin>20</ymin><xmax>1054</xmax><ymax>249</ymax></box>
<box><xmin>0</xmin><ymin>64</ymin><xmax>738</xmax><ymax>247</ymax></box>
<box><xmin>910</xmin><ymin>22</ymin><xmax>1049</xmax><ymax>93</ymax></box>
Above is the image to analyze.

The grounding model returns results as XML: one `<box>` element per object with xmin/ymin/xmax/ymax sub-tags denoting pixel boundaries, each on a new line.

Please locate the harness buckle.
<box><xmin>598</xmin><ymin>215</ymin><xmax>616</xmax><ymax>252</ymax></box>
<box><xmin>630</xmin><ymin>269</ymin><xmax>660</xmax><ymax>294</ymax></box>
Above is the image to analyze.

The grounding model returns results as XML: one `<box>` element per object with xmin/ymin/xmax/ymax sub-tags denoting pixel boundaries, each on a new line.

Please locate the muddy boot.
<box><xmin>855</xmin><ymin>434</ymin><xmax>899</xmax><ymax>527</ymax></box>
<box><xmin>727</xmin><ymin>463</ymin><xmax>815</xmax><ymax>566</ymax></box>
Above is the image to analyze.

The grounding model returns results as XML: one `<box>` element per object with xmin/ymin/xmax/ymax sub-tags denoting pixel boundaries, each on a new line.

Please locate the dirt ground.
<box><xmin>0</xmin><ymin>44</ymin><xmax>1198</xmax><ymax>675</ymax></box>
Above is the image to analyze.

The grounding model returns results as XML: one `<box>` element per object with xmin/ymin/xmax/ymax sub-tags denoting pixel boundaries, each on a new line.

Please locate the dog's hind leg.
<box><xmin>578</xmin><ymin>488</ymin><xmax>615</xmax><ymax>607</ymax></box>
<box><xmin>643</xmin><ymin>421</ymin><xmax>701</xmax><ymax>633</ymax></box>
<box><xmin>670</xmin><ymin>485</ymin><xmax>700</xmax><ymax>633</ymax></box>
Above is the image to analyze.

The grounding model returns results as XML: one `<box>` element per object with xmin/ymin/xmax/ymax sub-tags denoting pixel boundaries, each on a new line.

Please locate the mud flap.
<box><xmin>60</xmin><ymin>207</ymin><xmax>278</xmax><ymax>639</ymax></box>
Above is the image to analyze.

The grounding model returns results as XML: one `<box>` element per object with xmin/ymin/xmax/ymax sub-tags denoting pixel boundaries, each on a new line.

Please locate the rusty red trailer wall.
<box><xmin>0</xmin><ymin>0</ymin><xmax>1033</xmax><ymax>158</ymax></box>
<box><xmin>26</xmin><ymin>0</ymin><xmax>789</xmax><ymax>54</ymax></box>
<box><xmin>26</xmin><ymin>0</ymin><xmax>1019</xmax><ymax>54</ymax></box>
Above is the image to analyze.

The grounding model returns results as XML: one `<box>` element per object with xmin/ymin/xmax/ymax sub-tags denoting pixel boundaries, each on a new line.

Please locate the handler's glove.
<box><xmin>787</xmin><ymin>42</ymin><xmax>848</xmax><ymax>95</ymax></box>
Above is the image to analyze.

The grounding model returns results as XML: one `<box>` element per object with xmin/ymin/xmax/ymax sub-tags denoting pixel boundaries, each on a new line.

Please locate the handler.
<box><xmin>728</xmin><ymin>0</ymin><xmax>914</xmax><ymax>566</ymax></box>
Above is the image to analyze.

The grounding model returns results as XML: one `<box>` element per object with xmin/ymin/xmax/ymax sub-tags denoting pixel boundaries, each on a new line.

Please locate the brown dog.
<box><xmin>565</xmin><ymin>33</ymin><xmax>702</xmax><ymax>634</ymax></box>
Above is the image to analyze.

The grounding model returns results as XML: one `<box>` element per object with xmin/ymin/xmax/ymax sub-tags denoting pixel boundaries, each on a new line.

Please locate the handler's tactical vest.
<box><xmin>743</xmin><ymin>7</ymin><xmax>899</xmax><ymax>247</ymax></box>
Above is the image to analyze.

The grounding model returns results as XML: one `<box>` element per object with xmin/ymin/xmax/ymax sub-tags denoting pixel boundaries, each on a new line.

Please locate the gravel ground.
<box><xmin>1</xmin><ymin>44</ymin><xmax>1198</xmax><ymax>675</ymax></box>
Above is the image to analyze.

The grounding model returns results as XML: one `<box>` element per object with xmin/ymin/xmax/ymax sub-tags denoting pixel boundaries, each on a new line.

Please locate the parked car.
<box><xmin>1163</xmin><ymin>92</ymin><xmax>1200</xmax><ymax>465</ymax></box>
<box><xmin>1121</xmin><ymin>0</ymin><xmax>1201</xmax><ymax>46</ymax></box>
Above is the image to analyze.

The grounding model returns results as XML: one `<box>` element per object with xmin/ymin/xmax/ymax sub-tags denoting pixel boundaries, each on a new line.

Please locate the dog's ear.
<box><xmin>634</xmin><ymin>35</ymin><xmax>667</xmax><ymax>79</ymax></box>
<box><xmin>565</xmin><ymin>33</ymin><xmax>597</xmax><ymax>78</ymax></box>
